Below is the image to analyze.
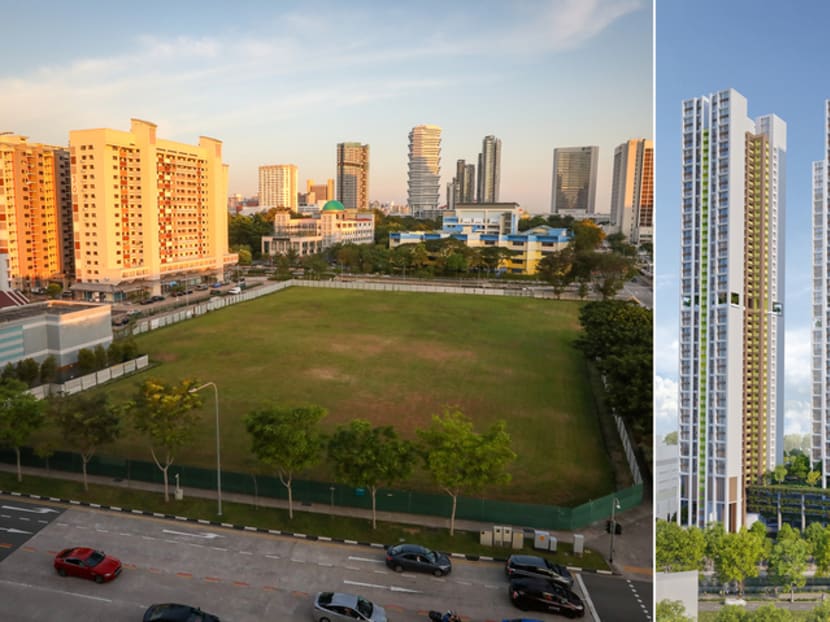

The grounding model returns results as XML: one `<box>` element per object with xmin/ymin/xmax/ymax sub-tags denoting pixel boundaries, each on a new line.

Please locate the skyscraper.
<box><xmin>678</xmin><ymin>89</ymin><xmax>786</xmax><ymax>531</ymax></box>
<box><xmin>453</xmin><ymin>159</ymin><xmax>476</xmax><ymax>205</ymax></box>
<box><xmin>0</xmin><ymin>134</ymin><xmax>74</xmax><ymax>288</ymax></box>
<box><xmin>68</xmin><ymin>118</ymin><xmax>236</xmax><ymax>297</ymax></box>
<box><xmin>407</xmin><ymin>125</ymin><xmax>441</xmax><ymax>216</ymax></box>
<box><xmin>477</xmin><ymin>135</ymin><xmax>501</xmax><ymax>203</ymax></box>
<box><xmin>336</xmin><ymin>142</ymin><xmax>369</xmax><ymax>210</ymax></box>
<box><xmin>812</xmin><ymin>100</ymin><xmax>830</xmax><ymax>487</ymax></box>
<box><xmin>259</xmin><ymin>164</ymin><xmax>299</xmax><ymax>210</ymax></box>
<box><xmin>550</xmin><ymin>146</ymin><xmax>598</xmax><ymax>214</ymax></box>
<box><xmin>610</xmin><ymin>139</ymin><xmax>654</xmax><ymax>244</ymax></box>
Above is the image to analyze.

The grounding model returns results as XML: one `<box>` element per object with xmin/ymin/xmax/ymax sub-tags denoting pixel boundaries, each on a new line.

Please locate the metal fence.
<box><xmin>1</xmin><ymin>447</ymin><xmax>641</xmax><ymax>531</ymax></box>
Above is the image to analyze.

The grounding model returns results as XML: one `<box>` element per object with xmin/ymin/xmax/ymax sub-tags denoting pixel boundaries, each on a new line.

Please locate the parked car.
<box><xmin>211</xmin><ymin>282</ymin><xmax>223</xmax><ymax>288</ymax></box>
<box><xmin>385</xmin><ymin>543</ymin><xmax>452</xmax><ymax>576</ymax></box>
<box><xmin>312</xmin><ymin>592</ymin><xmax>387</xmax><ymax>622</ymax></box>
<box><xmin>149</xmin><ymin>295</ymin><xmax>165</xmax><ymax>303</ymax></box>
<box><xmin>111</xmin><ymin>316</ymin><xmax>130</xmax><ymax>326</ymax></box>
<box><xmin>228</xmin><ymin>286</ymin><xmax>242</xmax><ymax>295</ymax></box>
<box><xmin>508</xmin><ymin>577</ymin><xmax>585</xmax><ymax>617</ymax></box>
<box><xmin>54</xmin><ymin>547</ymin><xmax>121</xmax><ymax>583</ymax></box>
<box><xmin>505</xmin><ymin>554</ymin><xmax>573</xmax><ymax>588</ymax></box>
<box><xmin>143</xmin><ymin>603</ymin><xmax>220</xmax><ymax>622</ymax></box>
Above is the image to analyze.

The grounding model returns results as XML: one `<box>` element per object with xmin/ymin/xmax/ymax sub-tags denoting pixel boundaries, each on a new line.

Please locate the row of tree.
<box><xmin>657</xmin><ymin>519</ymin><xmax>830</xmax><ymax>600</ymax></box>
<box><xmin>658</xmin><ymin>599</ymin><xmax>830</xmax><ymax>622</ymax></box>
<box><xmin>0</xmin><ymin>376</ymin><xmax>516</xmax><ymax>534</ymax></box>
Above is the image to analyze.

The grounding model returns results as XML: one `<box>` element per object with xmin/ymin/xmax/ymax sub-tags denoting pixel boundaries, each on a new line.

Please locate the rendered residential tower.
<box><xmin>407</xmin><ymin>125</ymin><xmax>441</xmax><ymax>216</ymax></box>
<box><xmin>336</xmin><ymin>142</ymin><xmax>369</xmax><ymax>210</ymax></box>
<box><xmin>678</xmin><ymin>89</ymin><xmax>785</xmax><ymax>531</ymax></box>
<box><xmin>477</xmin><ymin>135</ymin><xmax>501</xmax><ymax>203</ymax></box>
<box><xmin>610</xmin><ymin>139</ymin><xmax>654</xmax><ymax>244</ymax></box>
<box><xmin>259</xmin><ymin>164</ymin><xmax>299</xmax><ymax>210</ymax></box>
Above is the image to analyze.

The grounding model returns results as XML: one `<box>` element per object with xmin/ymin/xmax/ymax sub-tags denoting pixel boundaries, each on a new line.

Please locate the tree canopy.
<box><xmin>0</xmin><ymin>378</ymin><xmax>44</xmax><ymax>482</ymax></box>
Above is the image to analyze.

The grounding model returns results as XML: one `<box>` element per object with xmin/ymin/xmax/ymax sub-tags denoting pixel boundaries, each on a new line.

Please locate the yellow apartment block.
<box><xmin>69</xmin><ymin>119</ymin><xmax>237</xmax><ymax>300</ymax></box>
<box><xmin>0</xmin><ymin>134</ymin><xmax>74</xmax><ymax>289</ymax></box>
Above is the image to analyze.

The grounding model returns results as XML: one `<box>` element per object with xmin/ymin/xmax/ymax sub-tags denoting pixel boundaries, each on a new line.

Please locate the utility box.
<box><xmin>549</xmin><ymin>536</ymin><xmax>558</xmax><ymax>552</ymax></box>
<box><xmin>493</xmin><ymin>525</ymin><xmax>505</xmax><ymax>547</ymax></box>
<box><xmin>502</xmin><ymin>526</ymin><xmax>513</xmax><ymax>547</ymax></box>
<box><xmin>174</xmin><ymin>487</ymin><xmax>184</xmax><ymax>501</ymax></box>
<box><xmin>480</xmin><ymin>529</ymin><xmax>493</xmax><ymax>547</ymax></box>
<box><xmin>512</xmin><ymin>531</ymin><xmax>523</xmax><ymax>549</ymax></box>
<box><xmin>573</xmin><ymin>534</ymin><xmax>584</xmax><ymax>556</ymax></box>
<box><xmin>534</xmin><ymin>530</ymin><xmax>550</xmax><ymax>550</ymax></box>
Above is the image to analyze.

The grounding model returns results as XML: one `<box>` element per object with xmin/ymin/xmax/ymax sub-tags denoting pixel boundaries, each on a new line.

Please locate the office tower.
<box><xmin>610</xmin><ymin>139</ymin><xmax>654</xmax><ymax>244</ymax></box>
<box><xmin>307</xmin><ymin>178</ymin><xmax>334</xmax><ymax>203</ymax></box>
<box><xmin>407</xmin><ymin>125</ymin><xmax>441</xmax><ymax>216</ymax></box>
<box><xmin>678</xmin><ymin>89</ymin><xmax>786</xmax><ymax>531</ymax></box>
<box><xmin>0</xmin><ymin>134</ymin><xmax>74</xmax><ymax>288</ymax></box>
<box><xmin>259</xmin><ymin>164</ymin><xmax>299</xmax><ymax>210</ymax></box>
<box><xmin>336</xmin><ymin>143</ymin><xmax>369</xmax><ymax>210</ymax></box>
<box><xmin>550</xmin><ymin>146</ymin><xmax>598</xmax><ymax>214</ymax></box>
<box><xmin>813</xmin><ymin>100</ymin><xmax>830</xmax><ymax>487</ymax></box>
<box><xmin>477</xmin><ymin>135</ymin><xmax>501</xmax><ymax>203</ymax></box>
<box><xmin>68</xmin><ymin>118</ymin><xmax>235</xmax><ymax>295</ymax></box>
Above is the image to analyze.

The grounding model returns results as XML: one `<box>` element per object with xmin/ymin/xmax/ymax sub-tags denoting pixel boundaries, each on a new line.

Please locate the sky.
<box><xmin>0</xmin><ymin>0</ymin><xmax>652</xmax><ymax>214</ymax></box>
<box><xmin>654</xmin><ymin>0</ymin><xmax>830</xmax><ymax>441</ymax></box>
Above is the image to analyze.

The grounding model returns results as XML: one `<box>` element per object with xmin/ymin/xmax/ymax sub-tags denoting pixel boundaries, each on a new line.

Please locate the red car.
<box><xmin>54</xmin><ymin>547</ymin><xmax>122</xmax><ymax>583</ymax></box>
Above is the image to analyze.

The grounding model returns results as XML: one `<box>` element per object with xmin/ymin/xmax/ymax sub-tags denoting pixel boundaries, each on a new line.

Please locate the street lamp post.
<box><xmin>609</xmin><ymin>497</ymin><xmax>621</xmax><ymax>564</ymax></box>
<box><xmin>189</xmin><ymin>382</ymin><xmax>222</xmax><ymax>516</ymax></box>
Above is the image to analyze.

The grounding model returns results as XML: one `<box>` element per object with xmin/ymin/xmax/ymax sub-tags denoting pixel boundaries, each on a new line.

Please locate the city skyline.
<box><xmin>0</xmin><ymin>0</ymin><xmax>652</xmax><ymax>213</ymax></box>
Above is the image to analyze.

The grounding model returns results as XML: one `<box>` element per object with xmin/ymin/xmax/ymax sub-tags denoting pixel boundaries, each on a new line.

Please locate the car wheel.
<box><xmin>394</xmin><ymin>564</ymin><xmax>404</xmax><ymax>573</ymax></box>
<box><xmin>319</xmin><ymin>618</ymin><xmax>330</xmax><ymax>622</ymax></box>
<box><xmin>57</xmin><ymin>568</ymin><xmax>67</xmax><ymax>577</ymax></box>
<box><xmin>94</xmin><ymin>575</ymin><xmax>103</xmax><ymax>584</ymax></box>
<box><xmin>433</xmin><ymin>568</ymin><xmax>444</xmax><ymax>577</ymax></box>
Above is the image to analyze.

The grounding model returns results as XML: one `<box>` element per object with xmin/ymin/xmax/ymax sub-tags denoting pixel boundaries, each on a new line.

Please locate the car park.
<box><xmin>385</xmin><ymin>543</ymin><xmax>452</xmax><ymax>576</ymax></box>
<box><xmin>143</xmin><ymin>603</ymin><xmax>220</xmax><ymax>622</ymax></box>
<box><xmin>54</xmin><ymin>547</ymin><xmax>121</xmax><ymax>583</ymax></box>
<box><xmin>508</xmin><ymin>577</ymin><xmax>585</xmax><ymax>617</ymax></box>
<box><xmin>505</xmin><ymin>554</ymin><xmax>573</xmax><ymax>588</ymax></box>
<box><xmin>312</xmin><ymin>592</ymin><xmax>387</xmax><ymax>622</ymax></box>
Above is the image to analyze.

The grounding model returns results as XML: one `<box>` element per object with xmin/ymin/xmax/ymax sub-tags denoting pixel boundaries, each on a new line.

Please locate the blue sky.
<box><xmin>0</xmin><ymin>0</ymin><xmax>651</xmax><ymax>213</ymax></box>
<box><xmin>654</xmin><ymin>0</ymin><xmax>830</xmax><ymax>440</ymax></box>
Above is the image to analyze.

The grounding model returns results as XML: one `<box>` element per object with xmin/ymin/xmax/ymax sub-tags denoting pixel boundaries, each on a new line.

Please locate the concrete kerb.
<box><xmin>0</xmin><ymin>489</ymin><xmax>610</xmax><ymax>575</ymax></box>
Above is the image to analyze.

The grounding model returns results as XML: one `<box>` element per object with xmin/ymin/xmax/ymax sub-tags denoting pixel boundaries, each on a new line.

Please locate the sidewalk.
<box><xmin>0</xmin><ymin>463</ymin><xmax>652</xmax><ymax>581</ymax></box>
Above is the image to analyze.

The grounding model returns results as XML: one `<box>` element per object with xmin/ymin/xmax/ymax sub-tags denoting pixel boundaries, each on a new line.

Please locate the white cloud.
<box><xmin>784</xmin><ymin>400</ymin><xmax>810</xmax><ymax>436</ymax></box>
<box><xmin>785</xmin><ymin>325</ymin><xmax>812</xmax><ymax>400</ymax></box>
<box><xmin>654</xmin><ymin>374</ymin><xmax>678</xmax><ymax>439</ymax></box>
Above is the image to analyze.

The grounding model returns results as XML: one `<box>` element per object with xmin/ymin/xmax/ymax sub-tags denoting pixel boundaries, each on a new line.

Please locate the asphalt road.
<box><xmin>0</xmin><ymin>498</ymin><xmax>63</xmax><ymax>562</ymax></box>
<box><xmin>0</xmin><ymin>500</ymin><xmax>617</xmax><ymax>621</ymax></box>
<box><xmin>581</xmin><ymin>573</ymin><xmax>652</xmax><ymax>621</ymax></box>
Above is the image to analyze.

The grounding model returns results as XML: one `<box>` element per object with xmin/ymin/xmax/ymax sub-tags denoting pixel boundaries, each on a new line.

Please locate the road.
<box><xmin>0</xmin><ymin>498</ymin><xmax>645</xmax><ymax>621</ymax></box>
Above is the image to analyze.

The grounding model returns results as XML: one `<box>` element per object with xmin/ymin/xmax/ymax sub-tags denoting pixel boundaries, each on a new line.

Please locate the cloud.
<box><xmin>784</xmin><ymin>400</ymin><xmax>810</xmax><ymax>436</ymax></box>
<box><xmin>785</xmin><ymin>326</ymin><xmax>812</xmax><ymax>400</ymax></box>
<box><xmin>654</xmin><ymin>374</ymin><xmax>678</xmax><ymax>438</ymax></box>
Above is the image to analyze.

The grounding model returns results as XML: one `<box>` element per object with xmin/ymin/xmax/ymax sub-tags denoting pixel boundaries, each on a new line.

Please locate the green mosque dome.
<box><xmin>322</xmin><ymin>200</ymin><xmax>345</xmax><ymax>211</ymax></box>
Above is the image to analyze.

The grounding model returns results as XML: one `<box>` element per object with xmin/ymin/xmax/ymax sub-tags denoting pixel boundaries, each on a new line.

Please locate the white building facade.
<box><xmin>407</xmin><ymin>125</ymin><xmax>441</xmax><ymax>217</ymax></box>
<box><xmin>678</xmin><ymin>89</ymin><xmax>785</xmax><ymax>531</ymax></box>
<box><xmin>610</xmin><ymin>139</ymin><xmax>654</xmax><ymax>244</ymax></box>
<box><xmin>259</xmin><ymin>164</ymin><xmax>299</xmax><ymax>210</ymax></box>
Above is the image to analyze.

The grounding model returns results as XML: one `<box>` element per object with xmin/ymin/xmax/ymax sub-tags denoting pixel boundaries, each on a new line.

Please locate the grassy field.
<box><xmin>36</xmin><ymin>288</ymin><xmax>621</xmax><ymax>506</ymax></box>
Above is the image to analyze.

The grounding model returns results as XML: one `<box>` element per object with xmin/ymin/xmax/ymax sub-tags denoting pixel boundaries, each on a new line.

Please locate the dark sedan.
<box><xmin>509</xmin><ymin>577</ymin><xmax>585</xmax><ymax>618</ymax></box>
<box><xmin>505</xmin><ymin>554</ymin><xmax>573</xmax><ymax>588</ymax></box>
<box><xmin>53</xmin><ymin>547</ymin><xmax>121</xmax><ymax>583</ymax></box>
<box><xmin>385</xmin><ymin>543</ymin><xmax>452</xmax><ymax>576</ymax></box>
<box><xmin>143</xmin><ymin>603</ymin><xmax>220</xmax><ymax>622</ymax></box>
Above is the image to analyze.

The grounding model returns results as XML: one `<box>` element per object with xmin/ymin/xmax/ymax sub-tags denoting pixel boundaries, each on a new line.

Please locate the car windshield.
<box><xmin>356</xmin><ymin>597</ymin><xmax>373</xmax><ymax>617</ymax></box>
<box><xmin>425</xmin><ymin>550</ymin><xmax>436</xmax><ymax>563</ymax></box>
<box><xmin>84</xmin><ymin>551</ymin><xmax>105</xmax><ymax>567</ymax></box>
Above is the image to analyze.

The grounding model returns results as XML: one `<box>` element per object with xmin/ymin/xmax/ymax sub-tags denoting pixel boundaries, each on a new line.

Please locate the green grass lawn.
<box><xmin>36</xmin><ymin>288</ymin><xmax>619</xmax><ymax>506</ymax></box>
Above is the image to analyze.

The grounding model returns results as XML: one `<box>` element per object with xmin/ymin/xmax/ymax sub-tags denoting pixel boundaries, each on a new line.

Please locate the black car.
<box><xmin>143</xmin><ymin>603</ymin><xmax>220</xmax><ymax>622</ymax></box>
<box><xmin>385</xmin><ymin>543</ymin><xmax>452</xmax><ymax>576</ymax></box>
<box><xmin>509</xmin><ymin>577</ymin><xmax>585</xmax><ymax>618</ymax></box>
<box><xmin>505</xmin><ymin>554</ymin><xmax>573</xmax><ymax>587</ymax></box>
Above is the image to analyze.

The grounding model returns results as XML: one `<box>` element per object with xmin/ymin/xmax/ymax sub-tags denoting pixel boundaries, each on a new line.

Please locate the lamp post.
<box><xmin>609</xmin><ymin>497</ymin><xmax>621</xmax><ymax>564</ymax></box>
<box><xmin>189</xmin><ymin>382</ymin><xmax>222</xmax><ymax>516</ymax></box>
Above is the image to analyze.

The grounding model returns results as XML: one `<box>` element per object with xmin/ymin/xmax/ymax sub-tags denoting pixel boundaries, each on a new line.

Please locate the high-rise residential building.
<box><xmin>0</xmin><ymin>134</ymin><xmax>74</xmax><ymax>288</ymax></box>
<box><xmin>407</xmin><ymin>125</ymin><xmax>441</xmax><ymax>216</ymax></box>
<box><xmin>307</xmin><ymin>178</ymin><xmax>334</xmax><ymax>203</ymax></box>
<box><xmin>610</xmin><ymin>139</ymin><xmax>654</xmax><ymax>244</ymax></box>
<box><xmin>550</xmin><ymin>146</ymin><xmax>598</xmax><ymax>214</ymax></box>
<box><xmin>68</xmin><ymin>118</ymin><xmax>237</xmax><ymax>299</ymax></box>
<box><xmin>477</xmin><ymin>135</ymin><xmax>501</xmax><ymax>203</ymax></box>
<box><xmin>452</xmin><ymin>159</ymin><xmax>476</xmax><ymax>205</ymax></box>
<box><xmin>678</xmin><ymin>89</ymin><xmax>786</xmax><ymax>531</ymax></box>
<box><xmin>812</xmin><ymin>100</ymin><xmax>830</xmax><ymax>487</ymax></box>
<box><xmin>259</xmin><ymin>164</ymin><xmax>299</xmax><ymax>210</ymax></box>
<box><xmin>336</xmin><ymin>143</ymin><xmax>369</xmax><ymax>210</ymax></box>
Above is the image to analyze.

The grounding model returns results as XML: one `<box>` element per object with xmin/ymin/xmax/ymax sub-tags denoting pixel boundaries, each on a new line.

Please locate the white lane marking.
<box><xmin>266</xmin><ymin>555</ymin><xmax>281</xmax><ymax>560</ymax></box>
<box><xmin>1</xmin><ymin>505</ymin><xmax>59</xmax><ymax>514</ymax></box>
<box><xmin>348</xmin><ymin>556</ymin><xmax>384</xmax><ymax>564</ymax></box>
<box><xmin>344</xmin><ymin>566</ymin><xmax>360</xmax><ymax>571</ymax></box>
<box><xmin>162</xmin><ymin>529</ymin><xmax>223</xmax><ymax>539</ymax></box>
<box><xmin>575</xmin><ymin>573</ymin><xmax>599</xmax><ymax>622</ymax></box>
<box><xmin>239</xmin><ymin>551</ymin><xmax>253</xmax><ymax>556</ymax></box>
<box><xmin>0</xmin><ymin>579</ymin><xmax>111</xmax><ymax>603</ymax></box>
<box><xmin>0</xmin><ymin>526</ymin><xmax>32</xmax><ymax>534</ymax></box>
<box><xmin>343</xmin><ymin>579</ymin><xmax>421</xmax><ymax>594</ymax></box>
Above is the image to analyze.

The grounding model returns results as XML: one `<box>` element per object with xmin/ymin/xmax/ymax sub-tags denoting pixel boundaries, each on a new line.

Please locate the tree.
<box><xmin>77</xmin><ymin>348</ymin><xmax>96</xmax><ymax>375</ymax></box>
<box><xmin>244</xmin><ymin>405</ymin><xmax>327</xmax><ymax>519</ymax></box>
<box><xmin>772</xmin><ymin>464</ymin><xmax>788</xmax><ymax>484</ymax></box>
<box><xmin>0</xmin><ymin>378</ymin><xmax>45</xmax><ymax>481</ymax></box>
<box><xmin>768</xmin><ymin>524</ymin><xmax>810</xmax><ymax>601</ymax></box>
<box><xmin>664</xmin><ymin>431</ymin><xmax>678</xmax><ymax>445</ymax></box>
<box><xmin>46</xmin><ymin>283</ymin><xmax>62</xmax><ymax>299</ymax></box>
<box><xmin>537</xmin><ymin>248</ymin><xmax>575</xmax><ymax>298</ymax></box>
<box><xmin>417</xmin><ymin>409</ymin><xmax>516</xmax><ymax>535</ymax></box>
<box><xmin>805</xmin><ymin>601</ymin><xmax>830</xmax><ymax>622</ymax></box>
<box><xmin>593</xmin><ymin>251</ymin><xmax>636</xmax><ymax>300</ymax></box>
<box><xmin>655</xmin><ymin>599</ymin><xmax>692</xmax><ymax>622</ymax></box>
<box><xmin>751</xmin><ymin>605</ymin><xmax>794</xmax><ymax>622</ymax></box>
<box><xmin>93</xmin><ymin>345</ymin><xmax>108</xmax><ymax>370</ymax></box>
<box><xmin>806</xmin><ymin>522</ymin><xmax>830</xmax><ymax>576</ymax></box>
<box><xmin>47</xmin><ymin>392</ymin><xmax>121</xmax><ymax>491</ymax></box>
<box><xmin>16</xmin><ymin>358</ymin><xmax>40</xmax><ymax>387</ymax></box>
<box><xmin>655</xmin><ymin>520</ymin><xmax>705</xmax><ymax>572</ymax></box>
<box><xmin>39</xmin><ymin>355</ymin><xmax>58</xmax><ymax>385</ymax></box>
<box><xmin>713</xmin><ymin>527</ymin><xmax>766</xmax><ymax>595</ymax></box>
<box><xmin>128</xmin><ymin>378</ymin><xmax>203</xmax><ymax>502</ymax></box>
<box><xmin>786</xmin><ymin>451</ymin><xmax>810</xmax><ymax>481</ymax></box>
<box><xmin>327</xmin><ymin>420</ymin><xmax>415</xmax><ymax>529</ymax></box>
<box><xmin>713</xmin><ymin>606</ymin><xmax>748</xmax><ymax>622</ymax></box>
<box><xmin>232</xmin><ymin>245</ymin><xmax>252</xmax><ymax>265</ymax></box>
<box><xmin>807</xmin><ymin>470</ymin><xmax>822</xmax><ymax>487</ymax></box>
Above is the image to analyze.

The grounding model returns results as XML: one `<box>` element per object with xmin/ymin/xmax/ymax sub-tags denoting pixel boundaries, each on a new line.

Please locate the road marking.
<box><xmin>348</xmin><ymin>555</ymin><xmax>384</xmax><ymax>564</ymax></box>
<box><xmin>575</xmin><ymin>573</ymin><xmax>600</xmax><ymax>622</ymax></box>
<box><xmin>162</xmin><ymin>529</ymin><xmax>223</xmax><ymax>539</ymax></box>
<box><xmin>0</xmin><ymin>527</ymin><xmax>32</xmax><ymax>534</ymax></box>
<box><xmin>343</xmin><ymin>579</ymin><xmax>421</xmax><ymax>594</ymax></box>
<box><xmin>0</xmin><ymin>579</ymin><xmax>111</xmax><ymax>603</ymax></box>
<box><xmin>0</xmin><ymin>505</ymin><xmax>58</xmax><ymax>514</ymax></box>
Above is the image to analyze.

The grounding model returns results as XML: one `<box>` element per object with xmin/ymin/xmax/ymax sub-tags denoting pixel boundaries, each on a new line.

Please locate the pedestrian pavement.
<box><xmin>0</xmin><ymin>463</ymin><xmax>653</xmax><ymax>581</ymax></box>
